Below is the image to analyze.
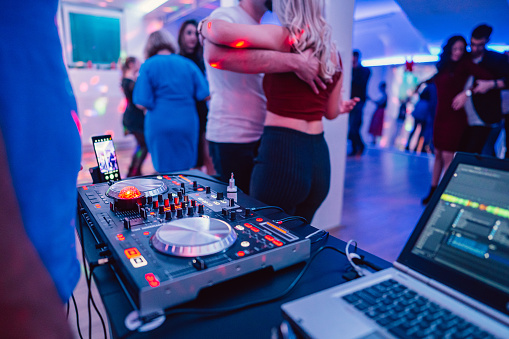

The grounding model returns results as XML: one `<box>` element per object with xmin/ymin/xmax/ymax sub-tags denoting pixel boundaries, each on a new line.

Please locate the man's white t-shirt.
<box><xmin>204</xmin><ymin>6</ymin><xmax>267</xmax><ymax>143</ymax></box>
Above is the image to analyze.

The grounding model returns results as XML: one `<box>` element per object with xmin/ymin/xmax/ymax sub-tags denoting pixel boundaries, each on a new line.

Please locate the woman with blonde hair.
<box><xmin>133</xmin><ymin>29</ymin><xmax>209</xmax><ymax>172</ymax></box>
<box><xmin>200</xmin><ymin>0</ymin><xmax>358</xmax><ymax>221</ymax></box>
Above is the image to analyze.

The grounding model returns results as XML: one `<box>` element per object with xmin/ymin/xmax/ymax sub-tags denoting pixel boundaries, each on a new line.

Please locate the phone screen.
<box><xmin>92</xmin><ymin>135</ymin><xmax>121</xmax><ymax>182</ymax></box>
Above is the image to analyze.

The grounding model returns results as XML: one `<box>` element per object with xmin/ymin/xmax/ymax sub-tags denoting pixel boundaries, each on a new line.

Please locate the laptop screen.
<box><xmin>398</xmin><ymin>153</ymin><xmax>509</xmax><ymax>316</ymax></box>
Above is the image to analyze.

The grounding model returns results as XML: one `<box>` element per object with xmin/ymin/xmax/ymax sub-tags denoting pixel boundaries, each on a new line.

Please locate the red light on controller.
<box><xmin>118</xmin><ymin>186</ymin><xmax>141</xmax><ymax>199</ymax></box>
<box><xmin>116</xmin><ymin>234</ymin><xmax>125</xmax><ymax>241</ymax></box>
<box><xmin>237</xmin><ymin>251</ymin><xmax>245</xmax><ymax>257</ymax></box>
<box><xmin>197</xmin><ymin>188</ymin><xmax>204</xmax><ymax>191</ymax></box>
<box><xmin>83</xmin><ymin>186</ymin><xmax>89</xmax><ymax>190</ymax></box>
<box><xmin>256</xmin><ymin>218</ymin><xmax>263</xmax><ymax>222</ymax></box>
<box><xmin>145</xmin><ymin>273</ymin><xmax>160</xmax><ymax>287</ymax></box>
<box><xmin>143</xmin><ymin>231</ymin><xmax>150</xmax><ymax>236</ymax></box>
<box><xmin>273</xmin><ymin>240</ymin><xmax>283</xmax><ymax>247</ymax></box>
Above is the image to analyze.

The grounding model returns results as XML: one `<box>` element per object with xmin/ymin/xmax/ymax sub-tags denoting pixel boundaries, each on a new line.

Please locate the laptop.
<box><xmin>282</xmin><ymin>153</ymin><xmax>509</xmax><ymax>338</ymax></box>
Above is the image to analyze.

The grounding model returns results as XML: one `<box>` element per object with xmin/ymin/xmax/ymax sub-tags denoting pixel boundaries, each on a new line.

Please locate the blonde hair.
<box><xmin>273</xmin><ymin>0</ymin><xmax>337</xmax><ymax>80</ymax></box>
<box><xmin>144</xmin><ymin>29</ymin><xmax>179</xmax><ymax>59</ymax></box>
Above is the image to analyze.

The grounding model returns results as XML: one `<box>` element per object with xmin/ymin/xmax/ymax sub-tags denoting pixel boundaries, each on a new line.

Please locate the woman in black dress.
<box><xmin>121</xmin><ymin>57</ymin><xmax>148</xmax><ymax>177</ymax></box>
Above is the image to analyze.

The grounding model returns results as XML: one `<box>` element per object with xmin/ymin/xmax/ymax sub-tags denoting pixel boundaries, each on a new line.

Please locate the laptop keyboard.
<box><xmin>341</xmin><ymin>279</ymin><xmax>496</xmax><ymax>339</ymax></box>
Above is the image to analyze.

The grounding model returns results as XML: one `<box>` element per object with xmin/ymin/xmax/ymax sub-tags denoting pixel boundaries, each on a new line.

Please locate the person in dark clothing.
<box><xmin>406</xmin><ymin>85</ymin><xmax>434</xmax><ymax>152</ymax></box>
<box><xmin>422</xmin><ymin>36</ymin><xmax>493</xmax><ymax>205</ymax></box>
<box><xmin>368</xmin><ymin>82</ymin><xmax>387</xmax><ymax>145</ymax></box>
<box><xmin>348</xmin><ymin>50</ymin><xmax>371</xmax><ymax>156</ymax></box>
<box><xmin>453</xmin><ymin>24</ymin><xmax>509</xmax><ymax>154</ymax></box>
<box><xmin>178</xmin><ymin>19</ymin><xmax>215</xmax><ymax>174</ymax></box>
<box><xmin>121</xmin><ymin>57</ymin><xmax>148</xmax><ymax>177</ymax></box>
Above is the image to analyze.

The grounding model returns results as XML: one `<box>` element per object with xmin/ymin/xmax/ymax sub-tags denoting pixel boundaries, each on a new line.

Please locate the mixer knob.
<box><xmin>180</xmin><ymin>183</ymin><xmax>186</xmax><ymax>194</ymax></box>
<box><xmin>192</xmin><ymin>258</ymin><xmax>207</xmax><ymax>271</ymax></box>
<box><xmin>152</xmin><ymin>201</ymin><xmax>159</xmax><ymax>209</ymax></box>
<box><xmin>198</xmin><ymin>204</ymin><xmax>204</xmax><ymax>214</ymax></box>
<box><xmin>158</xmin><ymin>194</ymin><xmax>163</xmax><ymax>202</ymax></box>
<box><xmin>164</xmin><ymin>199</ymin><xmax>170</xmax><ymax>207</ymax></box>
<box><xmin>141</xmin><ymin>196</ymin><xmax>147</xmax><ymax>205</ymax></box>
<box><xmin>176</xmin><ymin>209</ymin><xmax>183</xmax><ymax>218</ymax></box>
<box><xmin>181</xmin><ymin>201</ymin><xmax>187</xmax><ymax>209</ymax></box>
<box><xmin>159</xmin><ymin>206</ymin><xmax>165</xmax><ymax>214</ymax></box>
<box><xmin>165</xmin><ymin>211</ymin><xmax>172</xmax><ymax>220</ymax></box>
<box><xmin>230</xmin><ymin>210</ymin><xmax>236</xmax><ymax>221</ymax></box>
<box><xmin>184</xmin><ymin>195</ymin><xmax>189</xmax><ymax>203</ymax></box>
<box><xmin>245</xmin><ymin>208</ymin><xmax>252</xmax><ymax>217</ymax></box>
<box><xmin>193</xmin><ymin>181</ymin><xmax>198</xmax><ymax>190</ymax></box>
<box><xmin>177</xmin><ymin>191</ymin><xmax>183</xmax><ymax>200</ymax></box>
<box><xmin>206</xmin><ymin>186</ymin><xmax>211</xmax><ymax>194</ymax></box>
<box><xmin>187</xmin><ymin>206</ymin><xmax>194</xmax><ymax>216</ymax></box>
<box><xmin>123</xmin><ymin>218</ymin><xmax>131</xmax><ymax>230</ymax></box>
<box><xmin>170</xmin><ymin>203</ymin><xmax>176</xmax><ymax>211</ymax></box>
<box><xmin>167</xmin><ymin>193</ymin><xmax>173</xmax><ymax>200</ymax></box>
<box><xmin>191</xmin><ymin>200</ymin><xmax>196</xmax><ymax>207</ymax></box>
<box><xmin>222</xmin><ymin>208</ymin><xmax>228</xmax><ymax>216</ymax></box>
<box><xmin>148</xmin><ymin>196</ymin><xmax>153</xmax><ymax>204</ymax></box>
<box><xmin>217</xmin><ymin>192</ymin><xmax>224</xmax><ymax>200</ymax></box>
<box><xmin>229</xmin><ymin>198</ymin><xmax>235</xmax><ymax>207</ymax></box>
<box><xmin>141</xmin><ymin>208</ymin><xmax>148</xmax><ymax>219</ymax></box>
<box><xmin>174</xmin><ymin>197</ymin><xmax>179</xmax><ymax>205</ymax></box>
<box><xmin>110</xmin><ymin>201</ymin><xmax>115</xmax><ymax>211</ymax></box>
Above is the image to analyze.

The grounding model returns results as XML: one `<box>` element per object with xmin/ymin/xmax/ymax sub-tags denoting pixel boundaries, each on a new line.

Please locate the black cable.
<box><xmin>66</xmin><ymin>301</ymin><xmax>70</xmax><ymax>319</ymax></box>
<box><xmin>352</xmin><ymin>257</ymin><xmax>383</xmax><ymax>272</ymax></box>
<box><xmin>273</xmin><ymin>216</ymin><xmax>309</xmax><ymax>225</ymax></box>
<box><xmin>310</xmin><ymin>231</ymin><xmax>329</xmax><ymax>244</ymax></box>
<box><xmin>87</xmin><ymin>263</ymin><xmax>108</xmax><ymax>339</ymax></box>
<box><xmin>78</xmin><ymin>209</ymin><xmax>108</xmax><ymax>339</ymax></box>
<box><xmin>250</xmin><ymin>205</ymin><xmax>284</xmax><ymax>213</ymax></box>
<box><xmin>71</xmin><ymin>293</ymin><xmax>84</xmax><ymax>339</ymax></box>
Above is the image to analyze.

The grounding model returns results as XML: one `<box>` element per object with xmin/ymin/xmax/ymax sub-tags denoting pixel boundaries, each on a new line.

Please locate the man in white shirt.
<box><xmin>203</xmin><ymin>0</ymin><xmax>324</xmax><ymax>193</ymax></box>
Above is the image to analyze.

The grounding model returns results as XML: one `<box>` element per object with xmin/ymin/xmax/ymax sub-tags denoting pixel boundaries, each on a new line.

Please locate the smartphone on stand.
<box><xmin>91</xmin><ymin>135</ymin><xmax>121</xmax><ymax>182</ymax></box>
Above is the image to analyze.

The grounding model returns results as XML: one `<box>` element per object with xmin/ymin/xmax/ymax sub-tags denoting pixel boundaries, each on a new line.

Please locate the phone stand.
<box><xmin>89</xmin><ymin>166</ymin><xmax>104</xmax><ymax>184</ymax></box>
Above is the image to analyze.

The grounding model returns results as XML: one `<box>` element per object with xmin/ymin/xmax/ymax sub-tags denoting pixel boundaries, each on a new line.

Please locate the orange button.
<box><xmin>256</xmin><ymin>218</ymin><xmax>263</xmax><ymax>222</ymax></box>
<box><xmin>273</xmin><ymin>240</ymin><xmax>283</xmax><ymax>247</ymax></box>
<box><xmin>237</xmin><ymin>251</ymin><xmax>245</xmax><ymax>257</ymax></box>
<box><xmin>116</xmin><ymin>234</ymin><xmax>125</xmax><ymax>241</ymax></box>
<box><xmin>251</xmin><ymin>227</ymin><xmax>260</xmax><ymax>232</ymax></box>
<box><xmin>143</xmin><ymin>231</ymin><xmax>150</xmax><ymax>236</ymax></box>
<box><xmin>95</xmin><ymin>204</ymin><xmax>101</xmax><ymax>209</ymax></box>
<box><xmin>265</xmin><ymin>235</ymin><xmax>274</xmax><ymax>241</ymax></box>
<box><xmin>124</xmin><ymin>247</ymin><xmax>141</xmax><ymax>259</ymax></box>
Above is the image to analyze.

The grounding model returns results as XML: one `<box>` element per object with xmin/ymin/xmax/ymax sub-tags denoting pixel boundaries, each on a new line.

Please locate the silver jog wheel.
<box><xmin>151</xmin><ymin>217</ymin><xmax>237</xmax><ymax>257</ymax></box>
<box><xmin>106</xmin><ymin>178</ymin><xmax>168</xmax><ymax>199</ymax></box>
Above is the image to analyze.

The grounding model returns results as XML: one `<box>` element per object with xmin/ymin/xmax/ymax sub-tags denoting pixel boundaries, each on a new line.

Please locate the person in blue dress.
<box><xmin>134</xmin><ymin>29</ymin><xmax>209</xmax><ymax>173</ymax></box>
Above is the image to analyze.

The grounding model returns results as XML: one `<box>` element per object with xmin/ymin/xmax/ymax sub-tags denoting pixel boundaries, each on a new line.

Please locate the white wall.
<box><xmin>311</xmin><ymin>0</ymin><xmax>356</xmax><ymax>229</ymax></box>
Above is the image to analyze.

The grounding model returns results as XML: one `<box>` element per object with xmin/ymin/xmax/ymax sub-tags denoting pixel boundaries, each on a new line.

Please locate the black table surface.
<box><xmin>77</xmin><ymin>171</ymin><xmax>390</xmax><ymax>339</ymax></box>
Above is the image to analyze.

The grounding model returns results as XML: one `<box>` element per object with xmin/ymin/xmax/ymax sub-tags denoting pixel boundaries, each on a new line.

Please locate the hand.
<box><xmin>452</xmin><ymin>91</ymin><xmax>467</xmax><ymax>110</ymax></box>
<box><xmin>294</xmin><ymin>49</ymin><xmax>327</xmax><ymax>95</ymax></box>
<box><xmin>473</xmin><ymin>79</ymin><xmax>495</xmax><ymax>94</ymax></box>
<box><xmin>340</xmin><ymin>97</ymin><xmax>360</xmax><ymax>113</ymax></box>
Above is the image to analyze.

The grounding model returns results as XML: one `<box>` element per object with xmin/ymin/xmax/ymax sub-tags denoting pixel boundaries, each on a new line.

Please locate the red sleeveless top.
<box><xmin>263</xmin><ymin>70</ymin><xmax>341</xmax><ymax>121</ymax></box>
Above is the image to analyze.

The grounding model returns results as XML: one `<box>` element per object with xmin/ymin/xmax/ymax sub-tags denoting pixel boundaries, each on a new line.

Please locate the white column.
<box><xmin>312</xmin><ymin>0</ymin><xmax>355</xmax><ymax>229</ymax></box>
<box><xmin>220</xmin><ymin>0</ymin><xmax>238</xmax><ymax>7</ymax></box>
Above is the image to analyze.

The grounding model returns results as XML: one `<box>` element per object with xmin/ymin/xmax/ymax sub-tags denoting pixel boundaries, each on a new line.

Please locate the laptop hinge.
<box><xmin>393</xmin><ymin>262</ymin><xmax>509</xmax><ymax>326</ymax></box>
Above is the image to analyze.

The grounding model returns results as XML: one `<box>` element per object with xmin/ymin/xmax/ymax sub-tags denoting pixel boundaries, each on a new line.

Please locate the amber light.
<box><xmin>118</xmin><ymin>186</ymin><xmax>141</xmax><ymax>199</ymax></box>
<box><xmin>237</xmin><ymin>251</ymin><xmax>245</xmax><ymax>257</ymax></box>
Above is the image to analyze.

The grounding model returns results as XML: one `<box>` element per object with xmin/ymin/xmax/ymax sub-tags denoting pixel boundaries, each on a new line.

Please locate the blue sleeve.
<box><xmin>133</xmin><ymin>63</ymin><xmax>155</xmax><ymax>110</ymax></box>
<box><xmin>190</xmin><ymin>62</ymin><xmax>209</xmax><ymax>101</ymax></box>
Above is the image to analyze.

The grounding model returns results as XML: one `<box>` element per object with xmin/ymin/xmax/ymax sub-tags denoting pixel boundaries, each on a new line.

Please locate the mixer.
<box><xmin>77</xmin><ymin>174</ymin><xmax>311</xmax><ymax>318</ymax></box>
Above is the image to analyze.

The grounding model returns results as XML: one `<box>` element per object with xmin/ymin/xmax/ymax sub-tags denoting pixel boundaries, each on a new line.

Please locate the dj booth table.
<box><xmin>77</xmin><ymin>171</ymin><xmax>390</xmax><ymax>339</ymax></box>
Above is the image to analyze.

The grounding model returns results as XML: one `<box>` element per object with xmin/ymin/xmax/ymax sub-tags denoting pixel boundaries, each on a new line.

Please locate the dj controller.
<box><xmin>77</xmin><ymin>174</ymin><xmax>312</xmax><ymax>318</ymax></box>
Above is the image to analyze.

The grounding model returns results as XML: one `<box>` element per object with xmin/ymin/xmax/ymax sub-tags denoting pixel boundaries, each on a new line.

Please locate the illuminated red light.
<box><xmin>265</xmin><ymin>235</ymin><xmax>274</xmax><ymax>241</ymax></box>
<box><xmin>163</xmin><ymin>175</ymin><xmax>170</xmax><ymax>179</ymax></box>
<box><xmin>95</xmin><ymin>204</ymin><xmax>101</xmax><ymax>209</ymax></box>
<box><xmin>150</xmin><ymin>212</ymin><xmax>155</xmax><ymax>215</ymax></box>
<box><xmin>237</xmin><ymin>251</ymin><xmax>245</xmax><ymax>257</ymax></box>
<box><xmin>207</xmin><ymin>22</ymin><xmax>212</xmax><ymax>29</ymax></box>
<box><xmin>145</xmin><ymin>273</ymin><xmax>160</xmax><ymax>287</ymax></box>
<box><xmin>210</xmin><ymin>63</ymin><xmax>219</xmax><ymax>68</ymax></box>
<box><xmin>251</xmin><ymin>227</ymin><xmax>259</xmax><ymax>232</ymax></box>
<box><xmin>124</xmin><ymin>248</ymin><xmax>141</xmax><ymax>259</ymax></box>
<box><xmin>83</xmin><ymin>186</ymin><xmax>89</xmax><ymax>190</ymax></box>
<box><xmin>256</xmin><ymin>218</ymin><xmax>263</xmax><ymax>222</ymax></box>
<box><xmin>234</xmin><ymin>41</ymin><xmax>245</xmax><ymax>48</ymax></box>
<box><xmin>172</xmin><ymin>181</ymin><xmax>179</xmax><ymax>185</ymax></box>
<box><xmin>143</xmin><ymin>231</ymin><xmax>149</xmax><ymax>236</ymax></box>
<box><xmin>118</xmin><ymin>186</ymin><xmax>141</xmax><ymax>199</ymax></box>
<box><xmin>116</xmin><ymin>234</ymin><xmax>125</xmax><ymax>241</ymax></box>
<box><xmin>244</xmin><ymin>223</ymin><xmax>252</xmax><ymax>227</ymax></box>
<box><xmin>273</xmin><ymin>240</ymin><xmax>283</xmax><ymax>247</ymax></box>
<box><xmin>197</xmin><ymin>188</ymin><xmax>204</xmax><ymax>191</ymax></box>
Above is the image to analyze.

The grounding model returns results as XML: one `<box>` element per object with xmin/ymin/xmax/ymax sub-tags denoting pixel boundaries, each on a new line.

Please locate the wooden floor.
<box><xmin>69</xmin><ymin>145</ymin><xmax>433</xmax><ymax>338</ymax></box>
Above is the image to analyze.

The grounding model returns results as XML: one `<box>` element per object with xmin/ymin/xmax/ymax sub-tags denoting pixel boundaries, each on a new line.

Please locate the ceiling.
<box><xmin>61</xmin><ymin>0</ymin><xmax>509</xmax><ymax>60</ymax></box>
